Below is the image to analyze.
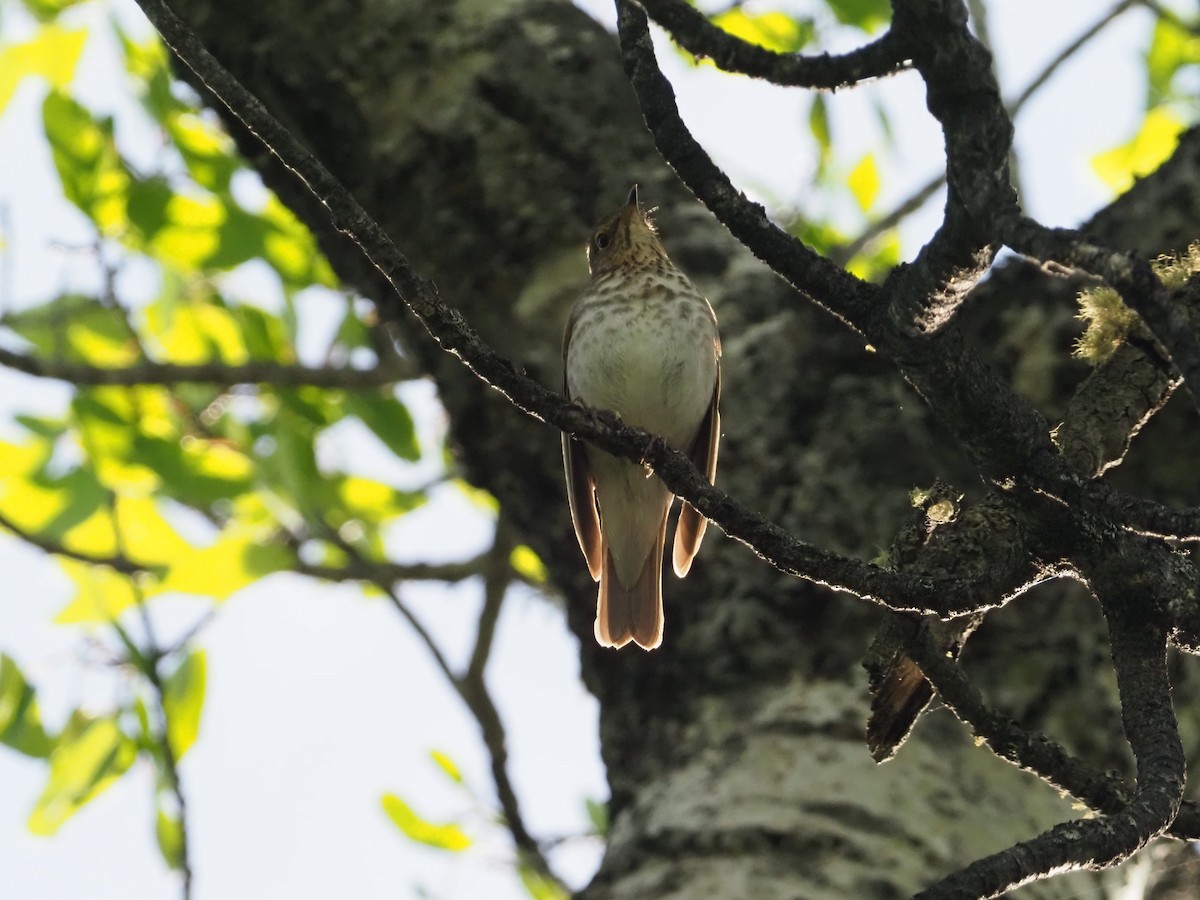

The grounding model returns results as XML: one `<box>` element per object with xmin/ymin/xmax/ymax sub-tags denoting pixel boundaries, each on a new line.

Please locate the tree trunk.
<box><xmin>168</xmin><ymin>1</ymin><xmax>1200</xmax><ymax>896</ymax></box>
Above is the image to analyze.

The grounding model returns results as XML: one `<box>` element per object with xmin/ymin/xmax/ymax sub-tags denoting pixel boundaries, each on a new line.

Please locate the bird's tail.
<box><xmin>595</xmin><ymin>513</ymin><xmax>667</xmax><ymax>651</ymax></box>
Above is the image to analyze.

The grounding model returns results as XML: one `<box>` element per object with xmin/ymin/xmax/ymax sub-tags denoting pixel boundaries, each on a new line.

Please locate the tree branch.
<box><xmin>998</xmin><ymin>216</ymin><xmax>1200</xmax><ymax>412</ymax></box>
<box><xmin>0</xmin><ymin>345</ymin><xmax>413</xmax><ymax>388</ymax></box>
<box><xmin>916</xmin><ymin>620</ymin><xmax>1183</xmax><ymax>897</ymax></box>
<box><xmin>638</xmin><ymin>0</ymin><xmax>909</xmax><ymax>87</ymax></box>
<box><xmin>128</xmin><ymin>0</ymin><xmax>1024</xmax><ymax>627</ymax></box>
<box><xmin>906</xmin><ymin>623</ymin><xmax>1200</xmax><ymax>841</ymax></box>
<box><xmin>0</xmin><ymin>508</ymin><xmax>151</xmax><ymax>576</ymax></box>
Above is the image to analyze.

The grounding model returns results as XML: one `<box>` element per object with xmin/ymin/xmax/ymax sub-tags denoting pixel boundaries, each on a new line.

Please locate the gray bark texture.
<box><xmin>165</xmin><ymin>0</ymin><xmax>1200</xmax><ymax>896</ymax></box>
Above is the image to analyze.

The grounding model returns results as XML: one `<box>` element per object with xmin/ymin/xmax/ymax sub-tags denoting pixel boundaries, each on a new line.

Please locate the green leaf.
<box><xmin>166</xmin><ymin>110</ymin><xmax>238</xmax><ymax>194</ymax></box>
<box><xmin>808</xmin><ymin>96</ymin><xmax>831</xmax><ymax>172</ymax></box>
<box><xmin>154</xmin><ymin>530</ymin><xmax>290</xmax><ymax>603</ymax></box>
<box><xmin>584</xmin><ymin>798</ymin><xmax>608</xmax><ymax>836</ymax></box>
<box><xmin>28</xmin><ymin>714</ymin><xmax>137</xmax><ymax>835</ymax></box>
<box><xmin>0</xmin><ymin>654</ymin><xmax>54</xmax><ymax>758</ymax></box>
<box><xmin>0</xmin><ymin>25</ymin><xmax>87</xmax><ymax>114</ymax></box>
<box><xmin>846</xmin><ymin>230</ymin><xmax>900</xmax><ymax>282</ymax></box>
<box><xmin>19</xmin><ymin>0</ymin><xmax>88</xmax><ymax>23</ymax></box>
<box><xmin>162</xmin><ymin>650</ymin><xmax>206</xmax><ymax>759</ymax></box>
<box><xmin>344</xmin><ymin>390</ymin><xmax>420</xmax><ymax>461</ymax></box>
<box><xmin>4</xmin><ymin>293</ymin><xmax>136</xmax><ymax>365</ymax></box>
<box><xmin>847</xmin><ymin>153</ymin><xmax>880</xmax><ymax>212</ymax></box>
<box><xmin>42</xmin><ymin>90</ymin><xmax>132</xmax><ymax>236</ymax></box>
<box><xmin>825</xmin><ymin>0</ymin><xmax>891</xmax><ymax>33</ymax></box>
<box><xmin>55</xmin><ymin>560</ymin><xmax>143</xmax><ymax>624</ymax></box>
<box><xmin>509</xmin><ymin>545</ymin><xmax>547</xmax><ymax>584</ymax></box>
<box><xmin>1092</xmin><ymin>106</ymin><xmax>1185</xmax><ymax>194</ymax></box>
<box><xmin>132</xmin><ymin>433</ymin><xmax>255</xmax><ymax>508</ymax></box>
<box><xmin>430</xmin><ymin>749</ymin><xmax>464</xmax><ymax>785</ymax></box>
<box><xmin>518</xmin><ymin>859</ymin><xmax>569</xmax><ymax>900</ymax></box>
<box><xmin>1147</xmin><ymin>18</ymin><xmax>1200</xmax><ymax>108</ymax></box>
<box><xmin>114</xmin><ymin>23</ymin><xmax>175</xmax><ymax>120</ymax></box>
<box><xmin>710</xmin><ymin>10</ymin><xmax>813</xmax><ymax>54</ymax></box>
<box><xmin>155</xmin><ymin>806</ymin><xmax>185</xmax><ymax>871</ymax></box>
<box><xmin>380</xmin><ymin>793</ymin><xmax>472</xmax><ymax>851</ymax></box>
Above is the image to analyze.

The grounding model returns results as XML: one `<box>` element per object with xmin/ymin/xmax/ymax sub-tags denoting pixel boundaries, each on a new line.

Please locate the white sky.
<box><xmin>0</xmin><ymin>1</ymin><xmax>1178</xmax><ymax>898</ymax></box>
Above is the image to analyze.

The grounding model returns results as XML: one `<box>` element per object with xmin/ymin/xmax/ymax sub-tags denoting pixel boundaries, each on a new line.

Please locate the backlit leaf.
<box><xmin>380</xmin><ymin>793</ymin><xmax>471</xmax><ymax>851</ymax></box>
<box><xmin>510</xmin><ymin>545</ymin><xmax>547</xmax><ymax>584</ymax></box>
<box><xmin>344</xmin><ymin>390</ymin><xmax>420</xmax><ymax>461</ymax></box>
<box><xmin>0</xmin><ymin>654</ymin><xmax>54</xmax><ymax>758</ymax></box>
<box><xmin>155</xmin><ymin>806</ymin><xmax>184</xmax><ymax>870</ymax></box>
<box><xmin>1092</xmin><ymin>106</ymin><xmax>1184</xmax><ymax>194</ymax></box>
<box><xmin>55</xmin><ymin>560</ymin><xmax>141</xmax><ymax>623</ymax></box>
<box><xmin>826</xmin><ymin>0</ymin><xmax>890</xmax><ymax>33</ymax></box>
<box><xmin>28</xmin><ymin>714</ymin><xmax>137</xmax><ymax>835</ymax></box>
<box><xmin>430</xmin><ymin>749</ymin><xmax>464</xmax><ymax>785</ymax></box>
<box><xmin>43</xmin><ymin>90</ymin><xmax>131</xmax><ymax>236</ymax></box>
<box><xmin>710</xmin><ymin>10</ymin><xmax>812</xmax><ymax>54</ymax></box>
<box><xmin>518</xmin><ymin>860</ymin><xmax>569</xmax><ymax>900</ymax></box>
<box><xmin>0</xmin><ymin>26</ymin><xmax>86</xmax><ymax>114</ymax></box>
<box><xmin>162</xmin><ymin>650</ymin><xmax>206</xmax><ymax>759</ymax></box>
<box><xmin>847</xmin><ymin>153</ymin><xmax>880</xmax><ymax>212</ymax></box>
<box><xmin>1147</xmin><ymin>18</ymin><xmax>1200</xmax><ymax>108</ymax></box>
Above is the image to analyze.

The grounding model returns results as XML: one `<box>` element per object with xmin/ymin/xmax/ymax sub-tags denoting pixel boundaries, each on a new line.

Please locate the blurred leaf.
<box><xmin>790</xmin><ymin>218</ymin><xmax>848</xmax><ymax>257</ymax></box>
<box><xmin>132</xmin><ymin>433</ymin><xmax>256</xmax><ymax>508</ymax></box>
<box><xmin>20</xmin><ymin>0</ymin><xmax>88</xmax><ymax>23</ymax></box>
<box><xmin>847</xmin><ymin>153</ymin><xmax>880</xmax><ymax>212</ymax></box>
<box><xmin>28</xmin><ymin>714</ymin><xmax>137</xmax><ymax>835</ymax></box>
<box><xmin>144</xmin><ymin>296</ymin><xmax>248</xmax><ymax>364</ymax></box>
<box><xmin>1092</xmin><ymin>106</ymin><xmax>1184</xmax><ymax>194</ymax></box>
<box><xmin>510</xmin><ymin>545</ymin><xmax>547</xmax><ymax>584</ymax></box>
<box><xmin>808</xmin><ymin>96</ymin><xmax>831</xmax><ymax>175</ymax></box>
<box><xmin>518</xmin><ymin>859</ymin><xmax>568</xmax><ymax>900</ymax></box>
<box><xmin>1147</xmin><ymin>18</ymin><xmax>1200</xmax><ymax>108</ymax></box>
<box><xmin>55</xmin><ymin>559</ymin><xmax>142</xmax><ymax>623</ymax></box>
<box><xmin>114</xmin><ymin>23</ymin><xmax>175</xmax><ymax>120</ymax></box>
<box><xmin>0</xmin><ymin>654</ymin><xmax>54</xmax><ymax>758</ymax></box>
<box><xmin>710</xmin><ymin>9</ymin><xmax>813</xmax><ymax>54</ymax></box>
<box><xmin>585</xmin><ymin>797</ymin><xmax>608</xmax><ymax>836</ymax></box>
<box><xmin>825</xmin><ymin>0</ymin><xmax>890</xmax><ymax>33</ymax></box>
<box><xmin>3</xmin><ymin>293</ymin><xmax>133</xmax><ymax>364</ymax></box>
<box><xmin>153</xmin><ymin>526</ymin><xmax>289</xmax><ymax>603</ymax></box>
<box><xmin>380</xmin><ymin>793</ymin><xmax>471</xmax><ymax>851</ymax></box>
<box><xmin>430</xmin><ymin>749</ymin><xmax>464</xmax><ymax>785</ymax></box>
<box><xmin>147</xmin><ymin>193</ymin><xmax>227</xmax><ymax>272</ymax></box>
<box><xmin>344</xmin><ymin>390</ymin><xmax>420</xmax><ymax>461</ymax></box>
<box><xmin>847</xmin><ymin>230</ymin><xmax>900</xmax><ymax>282</ymax></box>
<box><xmin>166</xmin><ymin>110</ymin><xmax>238</xmax><ymax>194</ymax></box>
<box><xmin>43</xmin><ymin>90</ymin><xmax>131</xmax><ymax>236</ymax></box>
<box><xmin>335</xmin><ymin>475</ymin><xmax>425</xmax><ymax>522</ymax></box>
<box><xmin>0</xmin><ymin>25</ymin><xmax>86</xmax><ymax>113</ymax></box>
<box><xmin>233</xmin><ymin>304</ymin><xmax>292</xmax><ymax>361</ymax></box>
<box><xmin>155</xmin><ymin>806</ymin><xmax>184</xmax><ymax>870</ymax></box>
<box><xmin>162</xmin><ymin>649</ymin><xmax>205</xmax><ymax>759</ymax></box>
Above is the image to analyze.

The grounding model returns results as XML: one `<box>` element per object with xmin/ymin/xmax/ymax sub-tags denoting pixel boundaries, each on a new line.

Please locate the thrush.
<box><xmin>562</xmin><ymin>186</ymin><xmax>721</xmax><ymax>650</ymax></box>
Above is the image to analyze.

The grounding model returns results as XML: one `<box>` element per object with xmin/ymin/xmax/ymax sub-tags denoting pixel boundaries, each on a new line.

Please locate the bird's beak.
<box><xmin>625</xmin><ymin>183</ymin><xmax>640</xmax><ymax>210</ymax></box>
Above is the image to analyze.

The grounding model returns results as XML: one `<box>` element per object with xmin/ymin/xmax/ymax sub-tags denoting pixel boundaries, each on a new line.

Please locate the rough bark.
<box><xmin>165</xmin><ymin>1</ymin><xmax>1200</xmax><ymax>896</ymax></box>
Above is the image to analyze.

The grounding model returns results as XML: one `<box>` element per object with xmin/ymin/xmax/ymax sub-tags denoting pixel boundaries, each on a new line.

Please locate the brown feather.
<box><xmin>563</xmin><ymin>434</ymin><xmax>603</xmax><ymax>580</ymax></box>
<box><xmin>673</xmin><ymin>366</ymin><xmax>721</xmax><ymax>577</ymax></box>
<box><xmin>596</xmin><ymin>509</ymin><xmax>667</xmax><ymax>651</ymax></box>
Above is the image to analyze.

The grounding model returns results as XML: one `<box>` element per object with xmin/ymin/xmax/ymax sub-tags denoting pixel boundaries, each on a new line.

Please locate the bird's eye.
<box><xmin>595</xmin><ymin>232</ymin><xmax>611</xmax><ymax>251</ymax></box>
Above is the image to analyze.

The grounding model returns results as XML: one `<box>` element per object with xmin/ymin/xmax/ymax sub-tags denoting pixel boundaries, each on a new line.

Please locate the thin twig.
<box><xmin>834</xmin><ymin>0</ymin><xmax>1137</xmax><ymax>265</ymax></box>
<box><xmin>0</xmin><ymin>507</ymin><xmax>150</xmax><ymax>575</ymax></box>
<box><xmin>0</xmin><ymin>345</ymin><xmax>412</xmax><ymax>388</ymax></box>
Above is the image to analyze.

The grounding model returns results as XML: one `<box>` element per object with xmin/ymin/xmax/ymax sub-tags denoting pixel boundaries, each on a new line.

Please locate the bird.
<box><xmin>562</xmin><ymin>185</ymin><xmax>721</xmax><ymax>650</ymax></box>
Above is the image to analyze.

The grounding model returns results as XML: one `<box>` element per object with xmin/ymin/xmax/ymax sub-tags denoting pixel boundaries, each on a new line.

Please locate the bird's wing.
<box><xmin>673</xmin><ymin>362</ymin><xmax>720</xmax><ymax>577</ymax></box>
<box><xmin>563</xmin><ymin>319</ymin><xmax>603</xmax><ymax>581</ymax></box>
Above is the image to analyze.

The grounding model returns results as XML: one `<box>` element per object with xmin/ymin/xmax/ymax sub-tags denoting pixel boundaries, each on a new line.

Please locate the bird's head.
<box><xmin>586</xmin><ymin>185</ymin><xmax>668</xmax><ymax>277</ymax></box>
